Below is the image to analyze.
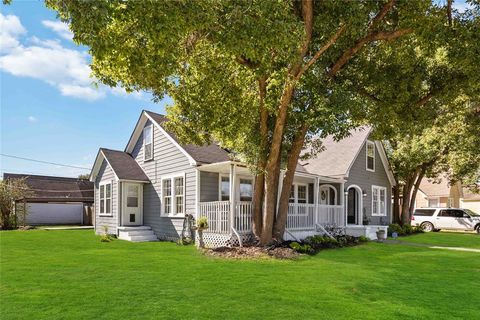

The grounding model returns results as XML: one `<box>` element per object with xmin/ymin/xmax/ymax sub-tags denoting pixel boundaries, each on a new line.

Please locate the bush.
<box><xmin>289</xmin><ymin>242</ymin><xmax>314</xmax><ymax>254</ymax></box>
<box><xmin>197</xmin><ymin>216</ymin><xmax>208</xmax><ymax>229</ymax></box>
<box><xmin>388</xmin><ymin>223</ymin><xmax>405</xmax><ymax>236</ymax></box>
<box><xmin>358</xmin><ymin>235</ymin><xmax>369</xmax><ymax>243</ymax></box>
<box><xmin>100</xmin><ymin>226</ymin><xmax>115</xmax><ymax>242</ymax></box>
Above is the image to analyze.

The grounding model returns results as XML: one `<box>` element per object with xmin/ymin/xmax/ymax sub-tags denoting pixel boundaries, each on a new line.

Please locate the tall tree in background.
<box><xmin>0</xmin><ymin>178</ymin><xmax>32</xmax><ymax>229</ymax></box>
<box><xmin>338</xmin><ymin>2</ymin><xmax>480</xmax><ymax>224</ymax></box>
<box><xmin>47</xmin><ymin>0</ymin><xmax>459</xmax><ymax>243</ymax></box>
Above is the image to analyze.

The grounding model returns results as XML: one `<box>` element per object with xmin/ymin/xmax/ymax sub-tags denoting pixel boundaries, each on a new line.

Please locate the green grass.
<box><xmin>1</xmin><ymin>230</ymin><xmax>479</xmax><ymax>319</ymax></box>
<box><xmin>398</xmin><ymin>232</ymin><xmax>480</xmax><ymax>249</ymax></box>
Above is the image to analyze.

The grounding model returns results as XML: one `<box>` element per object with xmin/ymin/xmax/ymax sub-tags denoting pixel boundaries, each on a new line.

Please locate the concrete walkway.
<box><xmin>383</xmin><ymin>239</ymin><xmax>480</xmax><ymax>253</ymax></box>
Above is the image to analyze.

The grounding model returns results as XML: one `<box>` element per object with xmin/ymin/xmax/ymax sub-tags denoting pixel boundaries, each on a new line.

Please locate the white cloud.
<box><xmin>41</xmin><ymin>20</ymin><xmax>73</xmax><ymax>41</ymax></box>
<box><xmin>0</xmin><ymin>13</ymin><xmax>148</xmax><ymax>102</ymax></box>
<box><xmin>0</xmin><ymin>13</ymin><xmax>26</xmax><ymax>53</ymax></box>
<box><xmin>27</xmin><ymin>116</ymin><xmax>38</xmax><ymax>123</ymax></box>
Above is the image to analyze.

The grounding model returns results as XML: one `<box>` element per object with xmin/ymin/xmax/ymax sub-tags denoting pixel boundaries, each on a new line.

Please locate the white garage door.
<box><xmin>26</xmin><ymin>203</ymin><xmax>83</xmax><ymax>225</ymax></box>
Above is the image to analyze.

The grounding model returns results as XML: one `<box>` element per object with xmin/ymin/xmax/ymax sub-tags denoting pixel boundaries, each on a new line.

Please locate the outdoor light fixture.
<box><xmin>362</xmin><ymin>190</ymin><xmax>367</xmax><ymax>197</ymax></box>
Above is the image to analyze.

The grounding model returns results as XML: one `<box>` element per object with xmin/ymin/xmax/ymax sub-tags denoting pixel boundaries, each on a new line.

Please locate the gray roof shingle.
<box><xmin>101</xmin><ymin>148</ymin><xmax>150</xmax><ymax>182</ymax></box>
<box><xmin>144</xmin><ymin>111</ymin><xmax>231</xmax><ymax>164</ymax></box>
<box><xmin>301</xmin><ymin>127</ymin><xmax>371</xmax><ymax>177</ymax></box>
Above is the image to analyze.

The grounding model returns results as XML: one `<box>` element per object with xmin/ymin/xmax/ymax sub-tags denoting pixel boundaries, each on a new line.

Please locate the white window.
<box><xmin>366</xmin><ymin>141</ymin><xmax>375</xmax><ymax>172</ymax></box>
<box><xmin>297</xmin><ymin>185</ymin><xmax>307</xmax><ymax>204</ymax></box>
<box><xmin>289</xmin><ymin>184</ymin><xmax>308</xmax><ymax>203</ymax></box>
<box><xmin>220</xmin><ymin>176</ymin><xmax>230</xmax><ymax>201</ymax></box>
<box><xmin>372</xmin><ymin>185</ymin><xmax>387</xmax><ymax>216</ymax></box>
<box><xmin>162</xmin><ymin>174</ymin><xmax>185</xmax><ymax>216</ymax></box>
<box><xmin>239</xmin><ymin>179</ymin><xmax>253</xmax><ymax>201</ymax></box>
<box><xmin>144</xmin><ymin>125</ymin><xmax>153</xmax><ymax>161</ymax></box>
<box><xmin>127</xmin><ymin>185</ymin><xmax>139</xmax><ymax>207</ymax></box>
<box><xmin>99</xmin><ymin>182</ymin><xmax>112</xmax><ymax>215</ymax></box>
<box><xmin>428</xmin><ymin>198</ymin><xmax>439</xmax><ymax>208</ymax></box>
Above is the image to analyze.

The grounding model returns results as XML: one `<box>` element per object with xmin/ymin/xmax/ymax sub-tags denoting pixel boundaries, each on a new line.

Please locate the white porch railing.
<box><xmin>235</xmin><ymin>202</ymin><xmax>252</xmax><ymax>234</ymax></box>
<box><xmin>317</xmin><ymin>205</ymin><xmax>344</xmax><ymax>226</ymax></box>
<box><xmin>286</xmin><ymin>203</ymin><xmax>316</xmax><ymax>230</ymax></box>
<box><xmin>198</xmin><ymin>201</ymin><xmax>344</xmax><ymax>234</ymax></box>
<box><xmin>198</xmin><ymin>201</ymin><xmax>230</xmax><ymax>234</ymax></box>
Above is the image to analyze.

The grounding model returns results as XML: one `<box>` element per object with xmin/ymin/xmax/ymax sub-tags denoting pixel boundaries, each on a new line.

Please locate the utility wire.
<box><xmin>1</xmin><ymin>154</ymin><xmax>91</xmax><ymax>170</ymax></box>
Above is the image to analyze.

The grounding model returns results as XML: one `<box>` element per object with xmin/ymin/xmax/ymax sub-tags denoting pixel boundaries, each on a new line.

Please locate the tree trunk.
<box><xmin>408</xmin><ymin>168</ymin><xmax>426</xmax><ymax>219</ymax></box>
<box><xmin>401</xmin><ymin>180</ymin><xmax>412</xmax><ymax>225</ymax></box>
<box><xmin>273</xmin><ymin>124</ymin><xmax>308</xmax><ymax>239</ymax></box>
<box><xmin>252</xmin><ymin>77</ymin><xmax>268</xmax><ymax>238</ymax></box>
<box><xmin>392</xmin><ymin>184</ymin><xmax>401</xmax><ymax>224</ymax></box>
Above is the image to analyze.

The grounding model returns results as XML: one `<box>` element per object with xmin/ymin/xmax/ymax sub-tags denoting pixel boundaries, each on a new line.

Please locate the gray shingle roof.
<box><xmin>145</xmin><ymin>111</ymin><xmax>231</xmax><ymax>164</ymax></box>
<box><xmin>101</xmin><ymin>148</ymin><xmax>150</xmax><ymax>182</ymax></box>
<box><xmin>2</xmin><ymin>173</ymin><xmax>94</xmax><ymax>202</ymax></box>
<box><xmin>301</xmin><ymin>127</ymin><xmax>371</xmax><ymax>177</ymax></box>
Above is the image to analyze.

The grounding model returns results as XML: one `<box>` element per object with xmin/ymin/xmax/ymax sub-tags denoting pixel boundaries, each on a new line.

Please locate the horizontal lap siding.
<box><xmin>132</xmin><ymin>120</ymin><xmax>195</xmax><ymax>240</ymax></box>
<box><xmin>346</xmin><ymin>139</ymin><xmax>392</xmax><ymax>225</ymax></box>
<box><xmin>95</xmin><ymin>160</ymin><xmax>118</xmax><ymax>234</ymax></box>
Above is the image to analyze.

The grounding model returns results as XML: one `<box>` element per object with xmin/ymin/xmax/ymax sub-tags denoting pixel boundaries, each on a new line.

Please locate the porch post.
<box><xmin>230</xmin><ymin>163</ymin><xmax>237</xmax><ymax>233</ymax></box>
<box><xmin>340</xmin><ymin>182</ymin><xmax>346</xmax><ymax>226</ymax></box>
<box><xmin>277</xmin><ymin>170</ymin><xmax>284</xmax><ymax>211</ymax></box>
<box><xmin>314</xmin><ymin>177</ymin><xmax>319</xmax><ymax>224</ymax></box>
<box><xmin>195</xmin><ymin>169</ymin><xmax>200</xmax><ymax>220</ymax></box>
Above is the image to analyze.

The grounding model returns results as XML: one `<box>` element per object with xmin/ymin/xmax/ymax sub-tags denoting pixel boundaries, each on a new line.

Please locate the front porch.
<box><xmin>196</xmin><ymin>161</ymin><xmax>347</xmax><ymax>247</ymax></box>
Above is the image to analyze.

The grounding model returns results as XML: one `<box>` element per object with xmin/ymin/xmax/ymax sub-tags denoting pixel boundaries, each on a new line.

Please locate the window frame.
<box><xmin>219</xmin><ymin>174</ymin><xmax>230</xmax><ymax>201</ymax></box>
<box><xmin>366</xmin><ymin>140</ymin><xmax>375</xmax><ymax>172</ymax></box>
<box><xmin>99</xmin><ymin>181</ymin><xmax>112</xmax><ymax>216</ymax></box>
<box><xmin>143</xmin><ymin>124</ymin><xmax>154</xmax><ymax>162</ymax></box>
<box><xmin>161</xmin><ymin>173</ymin><xmax>186</xmax><ymax>217</ymax></box>
<box><xmin>371</xmin><ymin>185</ymin><xmax>387</xmax><ymax>216</ymax></box>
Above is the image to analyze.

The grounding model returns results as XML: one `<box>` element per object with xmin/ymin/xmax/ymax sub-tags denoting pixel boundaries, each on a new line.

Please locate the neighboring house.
<box><xmin>415</xmin><ymin>177</ymin><xmax>480</xmax><ymax>214</ymax></box>
<box><xmin>2</xmin><ymin>173</ymin><xmax>94</xmax><ymax>225</ymax></box>
<box><xmin>90</xmin><ymin>110</ymin><xmax>395</xmax><ymax>245</ymax></box>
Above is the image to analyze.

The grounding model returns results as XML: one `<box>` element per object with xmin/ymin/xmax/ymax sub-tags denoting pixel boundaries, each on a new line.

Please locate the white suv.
<box><xmin>412</xmin><ymin>208</ymin><xmax>480</xmax><ymax>233</ymax></box>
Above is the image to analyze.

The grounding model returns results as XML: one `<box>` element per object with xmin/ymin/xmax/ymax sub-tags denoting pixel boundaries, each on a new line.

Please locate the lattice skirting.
<box><xmin>195</xmin><ymin>232</ymin><xmax>255</xmax><ymax>248</ymax></box>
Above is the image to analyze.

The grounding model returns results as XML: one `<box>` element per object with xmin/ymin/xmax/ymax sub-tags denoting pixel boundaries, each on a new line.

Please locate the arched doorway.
<box><xmin>319</xmin><ymin>185</ymin><xmax>337</xmax><ymax>205</ymax></box>
<box><xmin>347</xmin><ymin>185</ymin><xmax>362</xmax><ymax>225</ymax></box>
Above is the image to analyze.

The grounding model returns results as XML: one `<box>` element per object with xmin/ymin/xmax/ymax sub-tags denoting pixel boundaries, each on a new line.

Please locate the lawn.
<box><xmin>397</xmin><ymin>232</ymin><xmax>480</xmax><ymax>249</ymax></box>
<box><xmin>1</xmin><ymin>230</ymin><xmax>479</xmax><ymax>320</ymax></box>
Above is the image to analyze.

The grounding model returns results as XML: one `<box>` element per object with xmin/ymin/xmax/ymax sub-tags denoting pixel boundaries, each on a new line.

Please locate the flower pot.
<box><xmin>376</xmin><ymin>230</ymin><xmax>386</xmax><ymax>241</ymax></box>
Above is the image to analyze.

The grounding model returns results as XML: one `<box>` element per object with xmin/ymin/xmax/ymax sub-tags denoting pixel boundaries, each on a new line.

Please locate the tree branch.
<box><xmin>296</xmin><ymin>24</ymin><xmax>347</xmax><ymax>80</ymax></box>
<box><xmin>368</xmin><ymin>0</ymin><xmax>397</xmax><ymax>32</ymax></box>
<box><xmin>328</xmin><ymin>28</ymin><xmax>413</xmax><ymax>77</ymax></box>
<box><xmin>447</xmin><ymin>0</ymin><xmax>453</xmax><ymax>27</ymax></box>
<box><xmin>236</xmin><ymin>56</ymin><xmax>260</xmax><ymax>69</ymax></box>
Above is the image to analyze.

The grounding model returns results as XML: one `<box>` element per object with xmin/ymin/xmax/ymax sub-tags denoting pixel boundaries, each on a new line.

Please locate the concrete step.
<box><xmin>128</xmin><ymin>234</ymin><xmax>158</xmax><ymax>242</ymax></box>
<box><xmin>119</xmin><ymin>230</ymin><xmax>154</xmax><ymax>237</ymax></box>
<box><xmin>118</xmin><ymin>226</ymin><xmax>152</xmax><ymax>231</ymax></box>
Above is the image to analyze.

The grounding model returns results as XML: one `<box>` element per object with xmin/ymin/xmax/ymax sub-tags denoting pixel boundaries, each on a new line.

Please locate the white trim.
<box><xmin>427</xmin><ymin>197</ymin><xmax>440</xmax><ymax>208</ymax></box>
<box><xmin>195</xmin><ymin>169</ymin><xmax>200</xmax><ymax>220</ymax></box>
<box><xmin>218</xmin><ymin>173</ymin><xmax>254</xmax><ymax>202</ymax></box>
<box><xmin>99</xmin><ymin>181</ymin><xmax>112</xmax><ymax>216</ymax></box>
<box><xmin>143</xmin><ymin>112</ymin><xmax>197</xmax><ymax>166</ymax></box>
<box><xmin>375</xmin><ymin>141</ymin><xmax>397</xmax><ymax>186</ymax></box>
<box><xmin>143</xmin><ymin>124</ymin><xmax>154</xmax><ymax>162</ymax></box>
<box><xmin>344</xmin><ymin>127</ymin><xmax>373</xmax><ymax>178</ymax></box>
<box><xmin>346</xmin><ymin>184</ymin><xmax>363</xmax><ymax>225</ymax></box>
<box><xmin>121</xmin><ymin>182</ymin><xmax>143</xmax><ymax>226</ymax></box>
<box><xmin>366</xmin><ymin>140</ymin><xmax>375</xmax><ymax>172</ymax></box>
<box><xmin>371</xmin><ymin>185</ymin><xmax>387</xmax><ymax>216</ymax></box>
<box><xmin>319</xmin><ymin>184</ymin><xmax>337</xmax><ymax>205</ymax></box>
<box><xmin>160</xmin><ymin>172</ymin><xmax>186</xmax><ymax>217</ymax></box>
<box><xmin>90</xmin><ymin>149</ymin><xmax>120</xmax><ymax>182</ymax></box>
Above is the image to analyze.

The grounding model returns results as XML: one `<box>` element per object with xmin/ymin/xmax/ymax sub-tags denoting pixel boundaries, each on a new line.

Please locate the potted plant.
<box><xmin>192</xmin><ymin>216</ymin><xmax>208</xmax><ymax>248</ymax></box>
<box><xmin>376</xmin><ymin>228</ymin><xmax>387</xmax><ymax>241</ymax></box>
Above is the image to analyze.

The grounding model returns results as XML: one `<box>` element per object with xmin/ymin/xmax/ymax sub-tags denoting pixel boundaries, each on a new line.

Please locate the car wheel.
<box><xmin>421</xmin><ymin>222</ymin><xmax>434</xmax><ymax>232</ymax></box>
<box><xmin>476</xmin><ymin>225</ymin><xmax>480</xmax><ymax>234</ymax></box>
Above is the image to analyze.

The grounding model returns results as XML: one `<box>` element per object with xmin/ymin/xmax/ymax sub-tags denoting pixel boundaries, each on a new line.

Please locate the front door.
<box><xmin>347</xmin><ymin>188</ymin><xmax>357</xmax><ymax>224</ymax></box>
<box><xmin>122</xmin><ymin>183</ymin><xmax>142</xmax><ymax>226</ymax></box>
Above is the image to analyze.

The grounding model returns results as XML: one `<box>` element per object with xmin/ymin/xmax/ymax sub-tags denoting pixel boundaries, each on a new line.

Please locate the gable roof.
<box><xmin>301</xmin><ymin>127</ymin><xmax>396</xmax><ymax>186</ymax></box>
<box><xmin>2</xmin><ymin>173</ymin><xmax>94</xmax><ymax>202</ymax></box>
<box><xmin>125</xmin><ymin>110</ymin><xmax>231</xmax><ymax>165</ymax></box>
<box><xmin>301</xmin><ymin>127</ymin><xmax>371</xmax><ymax>177</ymax></box>
<box><xmin>90</xmin><ymin>148</ymin><xmax>149</xmax><ymax>182</ymax></box>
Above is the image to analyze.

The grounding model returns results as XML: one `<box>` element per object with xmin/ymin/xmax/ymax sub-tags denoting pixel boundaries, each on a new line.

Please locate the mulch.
<box><xmin>203</xmin><ymin>245</ymin><xmax>299</xmax><ymax>260</ymax></box>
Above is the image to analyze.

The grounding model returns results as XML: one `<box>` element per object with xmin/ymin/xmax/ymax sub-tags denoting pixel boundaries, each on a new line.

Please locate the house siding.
<box><xmin>131</xmin><ymin>120</ymin><xmax>196</xmax><ymax>240</ymax></box>
<box><xmin>94</xmin><ymin>160</ymin><xmax>118</xmax><ymax>234</ymax></box>
<box><xmin>346</xmin><ymin>139</ymin><xmax>392</xmax><ymax>225</ymax></box>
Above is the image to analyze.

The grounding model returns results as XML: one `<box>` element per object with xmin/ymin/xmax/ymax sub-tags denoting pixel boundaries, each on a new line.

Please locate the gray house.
<box><xmin>90</xmin><ymin>110</ymin><xmax>395</xmax><ymax>245</ymax></box>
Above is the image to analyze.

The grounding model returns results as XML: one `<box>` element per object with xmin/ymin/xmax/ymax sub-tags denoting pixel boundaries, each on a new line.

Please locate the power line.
<box><xmin>1</xmin><ymin>154</ymin><xmax>91</xmax><ymax>170</ymax></box>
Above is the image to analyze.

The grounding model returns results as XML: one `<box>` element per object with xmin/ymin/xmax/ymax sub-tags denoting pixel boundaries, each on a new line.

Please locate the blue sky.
<box><xmin>1</xmin><ymin>1</ymin><xmax>170</xmax><ymax>178</ymax></box>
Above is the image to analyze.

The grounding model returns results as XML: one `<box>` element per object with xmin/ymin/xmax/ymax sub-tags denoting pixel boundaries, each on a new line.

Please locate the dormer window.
<box><xmin>144</xmin><ymin>125</ymin><xmax>153</xmax><ymax>161</ymax></box>
<box><xmin>366</xmin><ymin>140</ymin><xmax>375</xmax><ymax>172</ymax></box>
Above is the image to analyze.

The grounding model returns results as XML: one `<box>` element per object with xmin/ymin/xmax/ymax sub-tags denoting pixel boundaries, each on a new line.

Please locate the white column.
<box><xmin>277</xmin><ymin>170</ymin><xmax>284</xmax><ymax>211</ymax></box>
<box><xmin>341</xmin><ymin>182</ymin><xmax>346</xmax><ymax>226</ymax></box>
<box><xmin>314</xmin><ymin>177</ymin><xmax>319</xmax><ymax>224</ymax></box>
<box><xmin>195</xmin><ymin>169</ymin><xmax>200</xmax><ymax>220</ymax></box>
<box><xmin>230</xmin><ymin>163</ymin><xmax>237</xmax><ymax>233</ymax></box>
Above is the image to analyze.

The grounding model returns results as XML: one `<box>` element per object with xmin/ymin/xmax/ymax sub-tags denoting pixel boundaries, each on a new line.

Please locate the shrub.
<box><xmin>197</xmin><ymin>216</ymin><xmax>208</xmax><ymax>229</ymax></box>
<box><xmin>358</xmin><ymin>235</ymin><xmax>369</xmax><ymax>242</ymax></box>
<box><xmin>402</xmin><ymin>224</ymin><xmax>415</xmax><ymax>235</ymax></box>
<box><xmin>388</xmin><ymin>223</ymin><xmax>405</xmax><ymax>236</ymax></box>
<box><xmin>289</xmin><ymin>242</ymin><xmax>314</xmax><ymax>254</ymax></box>
<box><xmin>100</xmin><ymin>226</ymin><xmax>115</xmax><ymax>242</ymax></box>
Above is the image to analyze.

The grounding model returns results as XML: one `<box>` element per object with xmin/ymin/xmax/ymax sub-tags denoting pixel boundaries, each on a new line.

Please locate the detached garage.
<box><xmin>3</xmin><ymin>173</ymin><xmax>94</xmax><ymax>226</ymax></box>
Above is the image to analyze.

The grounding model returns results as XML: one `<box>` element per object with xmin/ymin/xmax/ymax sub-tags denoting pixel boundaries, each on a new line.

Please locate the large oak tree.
<box><xmin>47</xmin><ymin>0</ymin><xmax>458</xmax><ymax>244</ymax></box>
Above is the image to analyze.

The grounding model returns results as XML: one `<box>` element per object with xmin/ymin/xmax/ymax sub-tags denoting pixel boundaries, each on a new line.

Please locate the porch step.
<box><xmin>118</xmin><ymin>226</ymin><xmax>158</xmax><ymax>242</ymax></box>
